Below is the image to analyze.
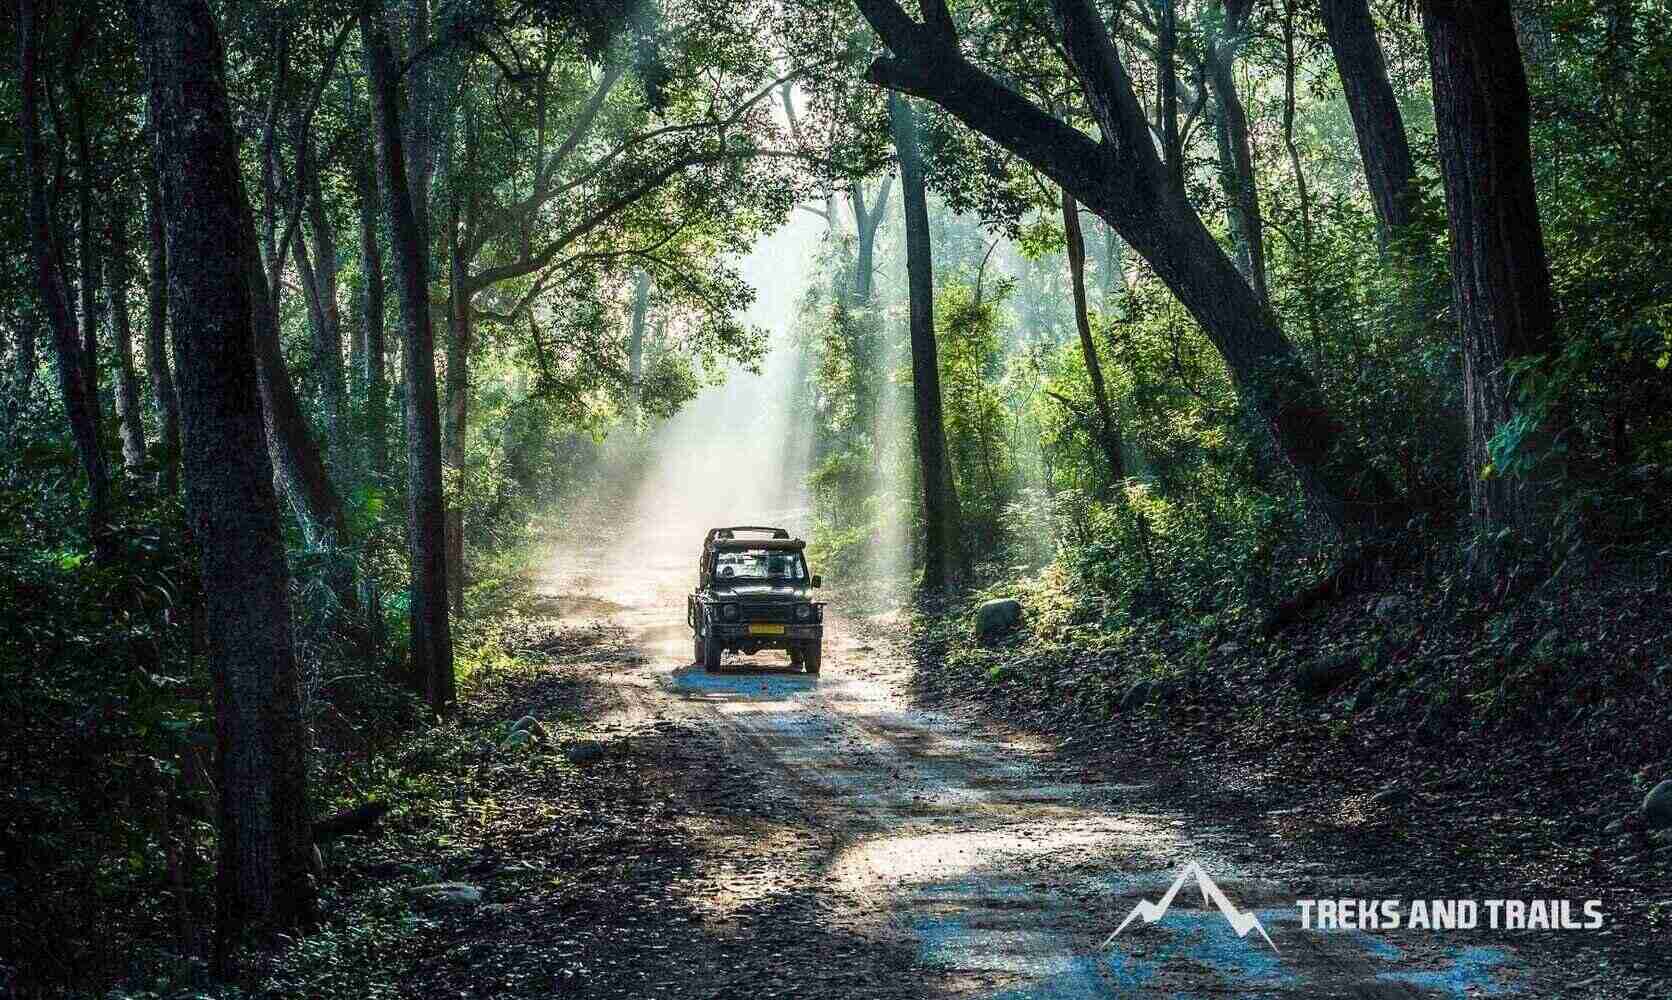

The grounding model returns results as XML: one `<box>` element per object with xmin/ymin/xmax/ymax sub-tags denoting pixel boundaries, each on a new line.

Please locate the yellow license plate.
<box><xmin>748</xmin><ymin>623</ymin><xmax>786</xmax><ymax>635</ymax></box>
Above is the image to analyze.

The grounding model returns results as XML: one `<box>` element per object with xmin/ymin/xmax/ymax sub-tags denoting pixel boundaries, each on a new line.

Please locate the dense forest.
<box><xmin>2</xmin><ymin>0</ymin><xmax>1669</xmax><ymax>995</ymax></box>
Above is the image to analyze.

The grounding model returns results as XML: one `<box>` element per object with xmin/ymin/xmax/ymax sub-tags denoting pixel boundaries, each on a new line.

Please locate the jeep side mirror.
<box><xmin>810</xmin><ymin>575</ymin><xmax>822</xmax><ymax>589</ymax></box>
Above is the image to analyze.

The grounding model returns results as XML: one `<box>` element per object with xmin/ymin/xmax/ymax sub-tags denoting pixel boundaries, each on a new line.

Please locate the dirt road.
<box><xmin>534</xmin><ymin>530</ymin><xmax>1552</xmax><ymax>999</ymax></box>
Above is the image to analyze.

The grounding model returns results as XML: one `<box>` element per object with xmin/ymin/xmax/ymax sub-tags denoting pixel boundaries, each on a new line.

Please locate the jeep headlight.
<box><xmin>794</xmin><ymin>603</ymin><xmax>812</xmax><ymax>621</ymax></box>
<box><xmin>721</xmin><ymin>603</ymin><xmax>739</xmax><ymax>621</ymax></box>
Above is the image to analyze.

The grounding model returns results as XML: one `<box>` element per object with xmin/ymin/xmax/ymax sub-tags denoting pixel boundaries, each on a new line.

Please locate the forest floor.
<box><xmin>263</xmin><ymin>522</ymin><xmax>1668</xmax><ymax>1000</ymax></box>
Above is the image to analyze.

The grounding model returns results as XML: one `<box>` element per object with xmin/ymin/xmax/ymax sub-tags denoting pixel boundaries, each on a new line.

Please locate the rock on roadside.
<box><xmin>1645</xmin><ymin>780</ymin><xmax>1672</xmax><ymax>829</ymax></box>
<box><xmin>563</xmin><ymin>740</ymin><xmax>607</xmax><ymax>765</ymax></box>
<box><xmin>409</xmin><ymin>883</ymin><xmax>483</xmax><ymax>912</ymax></box>
<box><xmin>973</xmin><ymin>598</ymin><xmax>1023</xmax><ymax>643</ymax></box>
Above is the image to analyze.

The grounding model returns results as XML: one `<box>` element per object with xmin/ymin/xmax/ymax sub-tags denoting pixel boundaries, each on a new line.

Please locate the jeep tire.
<box><xmin>702</xmin><ymin>627</ymin><xmax>723</xmax><ymax>672</ymax></box>
<box><xmin>802</xmin><ymin>641</ymin><xmax>821</xmax><ymax>675</ymax></box>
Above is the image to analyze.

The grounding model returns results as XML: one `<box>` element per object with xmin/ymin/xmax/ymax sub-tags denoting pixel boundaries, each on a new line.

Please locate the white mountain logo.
<box><xmin>1103</xmin><ymin>861</ymin><xmax>1279</xmax><ymax>953</ymax></box>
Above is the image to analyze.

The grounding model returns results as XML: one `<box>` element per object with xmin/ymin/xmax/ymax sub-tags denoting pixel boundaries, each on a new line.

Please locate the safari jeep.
<box><xmin>687</xmin><ymin>527</ymin><xmax>825</xmax><ymax>674</ymax></box>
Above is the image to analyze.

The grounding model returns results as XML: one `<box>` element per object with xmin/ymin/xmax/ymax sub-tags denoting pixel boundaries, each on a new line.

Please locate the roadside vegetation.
<box><xmin>3</xmin><ymin>0</ymin><xmax>1670</xmax><ymax>995</ymax></box>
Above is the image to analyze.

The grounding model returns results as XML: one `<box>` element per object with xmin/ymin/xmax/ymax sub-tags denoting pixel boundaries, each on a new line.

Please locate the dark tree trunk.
<box><xmin>363</xmin><ymin>4</ymin><xmax>454</xmax><ymax>711</ymax></box>
<box><xmin>848</xmin><ymin>177</ymin><xmax>891</xmax><ymax>306</ymax></box>
<box><xmin>354</xmin><ymin>145</ymin><xmax>388</xmax><ymax>474</ymax></box>
<box><xmin>1422</xmin><ymin>0</ymin><xmax>1557</xmax><ymax>536</ymax></box>
<box><xmin>1320</xmin><ymin>0</ymin><xmax>1418</xmax><ymax>242</ymax></box>
<box><xmin>249</xmin><ymin>258</ymin><xmax>351</xmax><ymax>551</ymax></box>
<box><xmin>144</xmin><ymin>165</ymin><xmax>181</xmax><ymax>492</ymax></box>
<box><xmin>890</xmin><ymin>92</ymin><xmax>961</xmax><ymax>590</ymax></box>
<box><xmin>106</xmin><ymin>213</ymin><xmax>149</xmax><ymax>469</ymax></box>
<box><xmin>1205</xmin><ymin>1</ymin><xmax>1269</xmax><ymax>306</ymax></box>
<box><xmin>1062</xmin><ymin>191</ymin><xmax>1124</xmax><ymax>482</ymax></box>
<box><xmin>1157</xmin><ymin>0</ymin><xmax>1184</xmax><ymax>196</ymax></box>
<box><xmin>131</xmin><ymin>0</ymin><xmax>315</xmax><ymax>970</ymax></box>
<box><xmin>19</xmin><ymin>0</ymin><xmax>110</xmax><ymax>552</ymax></box>
<box><xmin>303</xmin><ymin>170</ymin><xmax>346</xmax><ymax>467</ymax></box>
<box><xmin>74</xmin><ymin>86</ymin><xmax>102</xmax><ymax>411</ymax></box>
<box><xmin>1284</xmin><ymin>0</ymin><xmax>1324</xmax><ymax>357</ymax></box>
<box><xmin>857</xmin><ymin>0</ymin><xmax>1400</xmax><ymax>532</ymax></box>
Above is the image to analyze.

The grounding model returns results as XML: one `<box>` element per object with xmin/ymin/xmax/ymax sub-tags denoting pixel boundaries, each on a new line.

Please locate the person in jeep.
<box><xmin>687</xmin><ymin>527</ymin><xmax>824</xmax><ymax>674</ymax></box>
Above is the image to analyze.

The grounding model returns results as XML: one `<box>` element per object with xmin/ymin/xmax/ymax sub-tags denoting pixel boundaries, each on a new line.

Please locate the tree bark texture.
<box><xmin>363</xmin><ymin>4</ymin><xmax>454</xmax><ymax>711</ymax></box>
<box><xmin>1422</xmin><ymin>0</ymin><xmax>1558</xmax><ymax>536</ymax></box>
<box><xmin>131</xmin><ymin>0</ymin><xmax>316</xmax><ymax>967</ymax></box>
<box><xmin>890</xmin><ymin>92</ymin><xmax>961</xmax><ymax>590</ymax></box>
<box><xmin>1320</xmin><ymin>0</ymin><xmax>1418</xmax><ymax>241</ymax></box>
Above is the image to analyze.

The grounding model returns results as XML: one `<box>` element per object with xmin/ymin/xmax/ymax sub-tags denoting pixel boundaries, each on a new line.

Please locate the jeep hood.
<box><xmin>712</xmin><ymin>583</ymin><xmax>811</xmax><ymax>600</ymax></box>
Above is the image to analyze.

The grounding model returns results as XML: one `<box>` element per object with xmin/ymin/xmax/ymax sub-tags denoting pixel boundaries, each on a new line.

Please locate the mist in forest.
<box><xmin>614</xmin><ymin>207</ymin><xmax>826</xmax><ymax>552</ymax></box>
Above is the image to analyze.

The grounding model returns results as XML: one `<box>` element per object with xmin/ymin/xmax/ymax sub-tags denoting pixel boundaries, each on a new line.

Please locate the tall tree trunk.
<box><xmin>858</xmin><ymin>0</ymin><xmax>1401</xmax><ymax>532</ymax></box>
<box><xmin>249</xmin><ymin>259</ymin><xmax>351</xmax><ymax>551</ymax></box>
<box><xmin>890</xmin><ymin>92</ymin><xmax>961</xmax><ymax>590</ymax></box>
<box><xmin>18</xmin><ymin>0</ymin><xmax>110</xmax><ymax>553</ymax></box>
<box><xmin>1206</xmin><ymin>0</ymin><xmax>1269</xmax><ymax>306</ymax></box>
<box><xmin>106</xmin><ymin>213</ymin><xmax>149</xmax><ymax>469</ymax></box>
<box><xmin>144</xmin><ymin>164</ymin><xmax>181</xmax><ymax>492</ymax></box>
<box><xmin>363</xmin><ymin>3</ymin><xmax>454</xmax><ymax>712</ymax></box>
<box><xmin>300</xmin><ymin>170</ymin><xmax>346</xmax><ymax>468</ymax></box>
<box><xmin>1319</xmin><ymin>0</ymin><xmax>1418</xmax><ymax>243</ymax></box>
<box><xmin>443</xmin><ymin>197</ymin><xmax>470</xmax><ymax>617</ymax></box>
<box><xmin>1157</xmin><ymin>0</ymin><xmax>1185</xmax><ymax>196</ymax></box>
<box><xmin>1422</xmin><ymin>0</ymin><xmax>1557</xmax><ymax>538</ymax></box>
<box><xmin>1284</xmin><ymin>0</ymin><xmax>1324</xmax><ymax>359</ymax></box>
<box><xmin>1062</xmin><ymin>191</ymin><xmax>1124</xmax><ymax>481</ymax></box>
<box><xmin>848</xmin><ymin>177</ymin><xmax>892</xmax><ymax>306</ymax></box>
<box><xmin>354</xmin><ymin>145</ymin><xmax>388</xmax><ymax>474</ymax></box>
<box><xmin>627</xmin><ymin>270</ymin><xmax>650</xmax><ymax>420</ymax></box>
<box><xmin>74</xmin><ymin>86</ymin><xmax>102</xmax><ymax>411</ymax></box>
<box><xmin>131</xmin><ymin>0</ymin><xmax>315</xmax><ymax>969</ymax></box>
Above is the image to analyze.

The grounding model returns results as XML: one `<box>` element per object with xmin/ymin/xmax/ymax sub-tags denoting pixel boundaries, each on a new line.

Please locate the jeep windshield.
<box><xmin>713</xmin><ymin>548</ymin><xmax>808</xmax><ymax>583</ymax></box>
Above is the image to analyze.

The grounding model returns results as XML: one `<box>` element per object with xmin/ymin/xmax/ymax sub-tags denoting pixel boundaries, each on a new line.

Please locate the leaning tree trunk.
<box><xmin>890</xmin><ymin>92</ymin><xmax>961</xmax><ymax>590</ymax></box>
<box><xmin>1422</xmin><ymin>0</ymin><xmax>1558</xmax><ymax>540</ymax></box>
<box><xmin>857</xmin><ymin>0</ymin><xmax>1401</xmax><ymax>533</ymax></box>
<box><xmin>18</xmin><ymin>0</ymin><xmax>110</xmax><ymax>554</ymax></box>
<box><xmin>106</xmin><ymin>214</ymin><xmax>149</xmax><ymax>469</ymax></box>
<box><xmin>131</xmin><ymin>0</ymin><xmax>316</xmax><ymax>971</ymax></box>
<box><xmin>1320</xmin><ymin>0</ymin><xmax>1418</xmax><ymax>243</ymax></box>
<box><xmin>1062</xmin><ymin>190</ymin><xmax>1124</xmax><ymax>482</ymax></box>
<box><xmin>144</xmin><ymin>164</ymin><xmax>181</xmax><ymax>492</ymax></box>
<box><xmin>363</xmin><ymin>4</ymin><xmax>454</xmax><ymax>712</ymax></box>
